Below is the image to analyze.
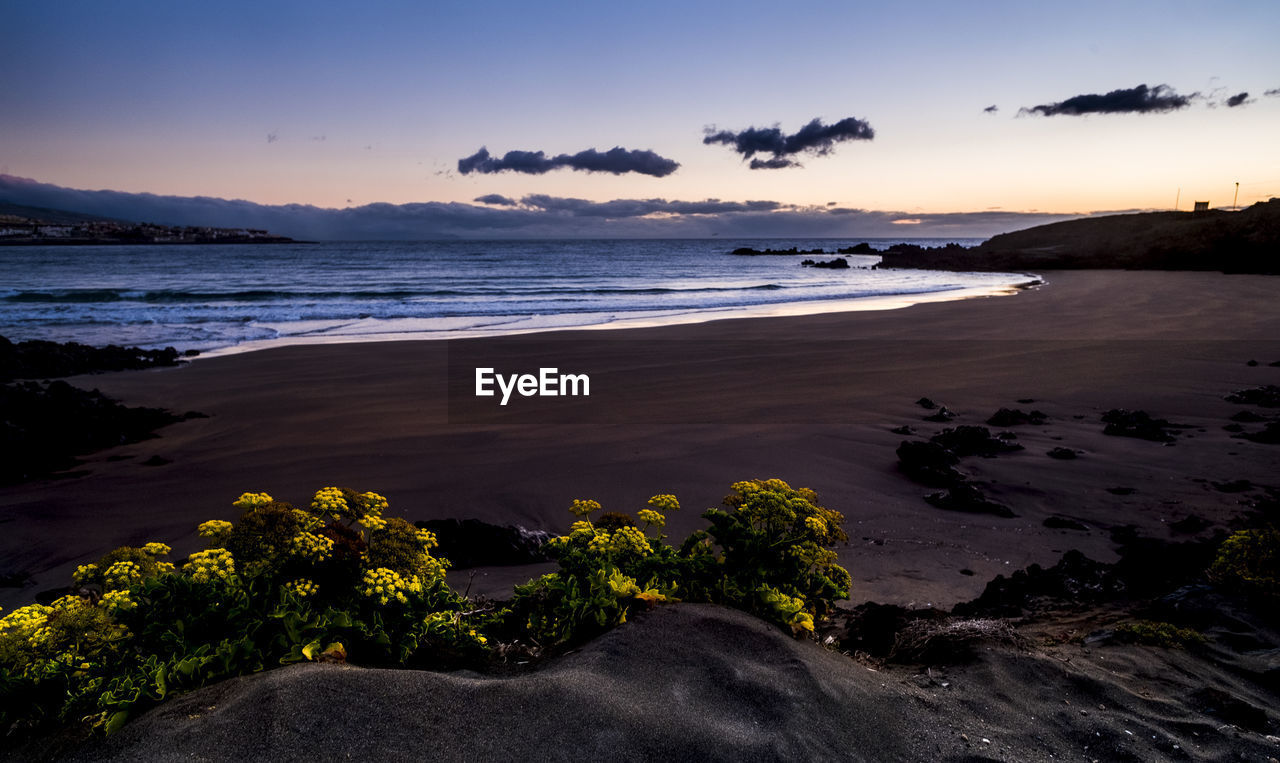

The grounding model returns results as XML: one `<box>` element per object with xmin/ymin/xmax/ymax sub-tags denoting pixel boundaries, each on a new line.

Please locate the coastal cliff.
<box><xmin>877</xmin><ymin>198</ymin><xmax>1280</xmax><ymax>274</ymax></box>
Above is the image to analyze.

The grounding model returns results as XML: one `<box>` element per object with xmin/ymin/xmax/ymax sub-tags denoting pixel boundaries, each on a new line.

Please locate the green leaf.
<box><xmin>104</xmin><ymin>710</ymin><xmax>130</xmax><ymax>735</ymax></box>
<box><xmin>301</xmin><ymin>640</ymin><xmax>321</xmax><ymax>661</ymax></box>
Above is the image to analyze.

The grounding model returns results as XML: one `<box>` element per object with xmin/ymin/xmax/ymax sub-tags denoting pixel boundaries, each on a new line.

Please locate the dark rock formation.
<box><xmin>986</xmin><ymin>408</ymin><xmax>1048</xmax><ymax>427</ymax></box>
<box><xmin>1241</xmin><ymin>422</ymin><xmax>1280</xmax><ymax>444</ymax></box>
<box><xmin>799</xmin><ymin>257</ymin><xmax>849</xmax><ymax>269</ymax></box>
<box><xmin>1101</xmin><ymin>409</ymin><xmax>1182</xmax><ymax>443</ymax></box>
<box><xmin>414</xmin><ymin>518</ymin><xmax>550</xmax><ymax>568</ymax></box>
<box><xmin>925</xmin><ymin>483</ymin><xmax>1015</xmax><ymax>518</ymax></box>
<box><xmin>1046</xmin><ymin>447</ymin><xmax>1079</xmax><ymax>460</ymax></box>
<box><xmin>895</xmin><ymin>441</ymin><xmax>964</xmax><ymax>488</ymax></box>
<box><xmin>930</xmin><ymin>425</ymin><xmax>1023</xmax><ymax>457</ymax></box>
<box><xmin>1</xmin><ymin>380</ymin><xmax>197</xmax><ymax>485</ymax></box>
<box><xmin>1225</xmin><ymin>385</ymin><xmax>1280</xmax><ymax>408</ymax></box>
<box><xmin>1043</xmin><ymin>516</ymin><xmax>1088</xmax><ymax>530</ymax></box>
<box><xmin>0</xmin><ymin>335</ymin><xmax>191</xmax><ymax>381</ymax></box>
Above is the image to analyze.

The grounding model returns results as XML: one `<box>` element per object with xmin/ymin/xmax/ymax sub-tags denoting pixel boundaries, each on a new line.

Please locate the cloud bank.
<box><xmin>703</xmin><ymin>117</ymin><xmax>874</xmax><ymax>169</ymax></box>
<box><xmin>1020</xmin><ymin>84</ymin><xmax>1194</xmax><ymax>116</ymax></box>
<box><xmin>0</xmin><ymin>174</ymin><xmax>1088</xmax><ymax>240</ymax></box>
<box><xmin>457</xmin><ymin>147</ymin><xmax>679</xmax><ymax>177</ymax></box>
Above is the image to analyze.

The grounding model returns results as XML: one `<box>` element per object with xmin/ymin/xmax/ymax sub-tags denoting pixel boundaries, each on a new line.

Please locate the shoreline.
<box><xmin>195</xmin><ymin>273</ymin><xmax>1043</xmax><ymax>359</ymax></box>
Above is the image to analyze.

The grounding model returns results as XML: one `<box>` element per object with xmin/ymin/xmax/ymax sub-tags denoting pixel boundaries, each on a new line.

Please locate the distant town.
<box><xmin>0</xmin><ymin>214</ymin><xmax>295</xmax><ymax>245</ymax></box>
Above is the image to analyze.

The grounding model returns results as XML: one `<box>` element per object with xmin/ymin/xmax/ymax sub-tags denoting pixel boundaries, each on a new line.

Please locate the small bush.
<box><xmin>1208</xmin><ymin>529</ymin><xmax>1279</xmax><ymax>599</ymax></box>
<box><xmin>1113</xmin><ymin>620</ymin><xmax>1205</xmax><ymax>648</ymax></box>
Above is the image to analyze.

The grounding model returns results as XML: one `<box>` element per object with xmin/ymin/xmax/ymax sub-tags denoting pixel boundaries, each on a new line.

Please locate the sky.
<box><xmin>2</xmin><ymin>0</ymin><xmax>1278</xmax><ymax>237</ymax></box>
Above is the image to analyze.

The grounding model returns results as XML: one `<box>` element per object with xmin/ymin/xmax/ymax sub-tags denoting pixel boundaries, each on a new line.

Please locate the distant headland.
<box><xmin>0</xmin><ymin>201</ymin><xmax>295</xmax><ymax>246</ymax></box>
<box><xmin>876</xmin><ymin>199</ymin><xmax>1280</xmax><ymax>274</ymax></box>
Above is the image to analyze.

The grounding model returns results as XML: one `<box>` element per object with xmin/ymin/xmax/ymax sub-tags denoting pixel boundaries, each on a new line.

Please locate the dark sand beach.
<box><xmin>3</xmin><ymin>270</ymin><xmax>1280</xmax><ymax>760</ymax></box>
<box><xmin>3</xmin><ymin>270</ymin><xmax>1278</xmax><ymax>608</ymax></box>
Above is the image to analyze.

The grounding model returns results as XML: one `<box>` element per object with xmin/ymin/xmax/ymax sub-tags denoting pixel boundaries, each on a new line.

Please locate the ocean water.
<box><xmin>0</xmin><ymin>238</ymin><xmax>1035</xmax><ymax>354</ymax></box>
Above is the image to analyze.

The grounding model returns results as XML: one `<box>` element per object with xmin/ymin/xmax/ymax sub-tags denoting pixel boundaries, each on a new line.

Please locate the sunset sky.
<box><xmin>2</xmin><ymin>0</ymin><xmax>1278</xmax><ymax>235</ymax></box>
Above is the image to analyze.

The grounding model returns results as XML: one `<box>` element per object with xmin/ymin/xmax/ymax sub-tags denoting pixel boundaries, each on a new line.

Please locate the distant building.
<box><xmin>1193</xmin><ymin>201</ymin><xmax>1210</xmax><ymax>212</ymax></box>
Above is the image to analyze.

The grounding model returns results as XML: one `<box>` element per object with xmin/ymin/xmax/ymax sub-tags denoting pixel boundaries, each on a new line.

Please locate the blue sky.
<box><xmin>2</xmin><ymin>0</ymin><xmax>1278</xmax><ymax>236</ymax></box>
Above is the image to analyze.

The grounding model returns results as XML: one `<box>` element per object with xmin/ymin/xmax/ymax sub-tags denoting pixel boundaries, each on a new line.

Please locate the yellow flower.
<box><xmin>637</xmin><ymin>509</ymin><xmax>665</xmax><ymax>529</ymax></box>
<box><xmin>360</xmin><ymin>567</ymin><xmax>420</xmax><ymax>606</ymax></box>
<box><xmin>647</xmin><ymin>494</ymin><xmax>680</xmax><ymax>513</ymax></box>
<box><xmin>804</xmin><ymin>516</ymin><xmax>827</xmax><ymax>537</ymax></box>
<box><xmin>311</xmin><ymin>487</ymin><xmax>349</xmax><ymax>518</ymax></box>
<box><xmin>100</xmin><ymin>589</ymin><xmax>136</xmax><ymax>613</ymax></box>
<box><xmin>197</xmin><ymin>519</ymin><xmax>234</xmax><ymax>539</ymax></box>
<box><xmin>72</xmin><ymin>563</ymin><xmax>100</xmax><ymax>586</ymax></box>
<box><xmin>290</xmin><ymin>531</ymin><xmax>335</xmax><ymax>562</ymax></box>
<box><xmin>284</xmin><ymin>578</ymin><xmax>319</xmax><ymax>598</ymax></box>
<box><xmin>609</xmin><ymin>526</ymin><xmax>652</xmax><ymax>556</ymax></box>
<box><xmin>232</xmin><ymin>492</ymin><xmax>273</xmax><ymax>509</ymax></box>
<box><xmin>569</xmin><ymin>499</ymin><xmax>601</xmax><ymax>517</ymax></box>
<box><xmin>0</xmin><ymin>604</ymin><xmax>52</xmax><ymax>636</ymax></box>
<box><xmin>142</xmin><ymin>542</ymin><xmax>171</xmax><ymax>556</ymax></box>
<box><xmin>103</xmin><ymin>561</ymin><xmax>142</xmax><ymax>590</ymax></box>
<box><xmin>415</xmin><ymin>528</ymin><xmax>439</xmax><ymax>549</ymax></box>
<box><xmin>184</xmin><ymin>548</ymin><xmax>236</xmax><ymax>584</ymax></box>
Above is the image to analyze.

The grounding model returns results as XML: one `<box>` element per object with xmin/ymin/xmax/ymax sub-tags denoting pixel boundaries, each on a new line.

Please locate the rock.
<box><xmin>1211</xmin><ymin>479</ymin><xmax>1253</xmax><ymax>493</ymax></box>
<box><xmin>1046</xmin><ymin>447</ymin><xmax>1079</xmax><ymax>460</ymax></box>
<box><xmin>1043</xmin><ymin>516</ymin><xmax>1088</xmax><ymax>530</ymax></box>
<box><xmin>1242</xmin><ymin>422</ymin><xmax>1280</xmax><ymax>444</ymax></box>
<box><xmin>930</xmin><ymin>425</ymin><xmax>1023</xmax><ymax>457</ymax></box>
<box><xmin>923</xmin><ymin>406</ymin><xmax>956</xmax><ymax>422</ymax></box>
<box><xmin>1</xmin><ymin>380</ymin><xmax>195</xmax><ymax>485</ymax></box>
<box><xmin>413</xmin><ymin>518</ymin><xmax>551</xmax><ymax>568</ymax></box>
<box><xmin>0</xmin><ymin>335</ymin><xmax>186</xmax><ymax>381</ymax></box>
<box><xmin>1229</xmin><ymin>410</ymin><xmax>1269</xmax><ymax>422</ymax></box>
<box><xmin>1169</xmin><ymin>515</ymin><xmax>1211</xmax><ymax>534</ymax></box>
<box><xmin>799</xmin><ymin>257</ymin><xmax>850</xmax><ymax>269</ymax></box>
<box><xmin>953</xmin><ymin>550</ymin><xmax>1123</xmax><ymax>618</ymax></box>
<box><xmin>925</xmin><ymin>483</ymin><xmax>1015</xmax><ymax>518</ymax></box>
<box><xmin>1190</xmin><ymin>687</ymin><xmax>1269</xmax><ymax>731</ymax></box>
<box><xmin>915</xmin><ymin>397</ymin><xmax>937</xmax><ymax>410</ymax></box>
<box><xmin>1225</xmin><ymin>385</ymin><xmax>1280</xmax><ymax>408</ymax></box>
<box><xmin>889</xmin><ymin>425</ymin><xmax>915</xmax><ymax>435</ymax></box>
<box><xmin>987</xmin><ymin>408</ymin><xmax>1048</xmax><ymax>427</ymax></box>
<box><xmin>896</xmin><ymin>441</ymin><xmax>964</xmax><ymax>488</ymax></box>
<box><xmin>836</xmin><ymin>243</ymin><xmax>875</xmax><ymax>254</ymax></box>
<box><xmin>1100</xmin><ymin>409</ymin><xmax>1181</xmax><ymax>443</ymax></box>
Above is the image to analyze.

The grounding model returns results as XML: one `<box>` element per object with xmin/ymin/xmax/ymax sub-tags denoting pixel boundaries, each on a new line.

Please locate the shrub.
<box><xmin>508</xmin><ymin>479</ymin><xmax>851</xmax><ymax>645</ymax></box>
<box><xmin>1208</xmin><ymin>529</ymin><xmax>1279</xmax><ymax>600</ymax></box>
<box><xmin>1113</xmin><ymin>620</ymin><xmax>1205</xmax><ymax>649</ymax></box>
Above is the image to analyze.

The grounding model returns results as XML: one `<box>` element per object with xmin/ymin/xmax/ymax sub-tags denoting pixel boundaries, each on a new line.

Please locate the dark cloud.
<box><xmin>983</xmin><ymin>105</ymin><xmax>999</xmax><ymax>114</ymax></box>
<box><xmin>266</xmin><ymin>132</ymin><xmax>279</xmax><ymax>144</ymax></box>
<box><xmin>1266</xmin><ymin>88</ymin><xmax>1280</xmax><ymax>97</ymax></box>
<box><xmin>474</xmin><ymin>194</ymin><xmax>517</xmax><ymax>206</ymax></box>
<box><xmin>0</xmin><ymin>173</ymin><xmax>1085</xmax><ymax>240</ymax></box>
<box><xmin>457</xmin><ymin>146</ymin><xmax>679</xmax><ymax>177</ymax></box>
<box><xmin>702</xmin><ymin>117</ymin><xmax>874</xmax><ymax>169</ymax></box>
<box><xmin>1224</xmin><ymin>91</ymin><xmax>1250</xmax><ymax>107</ymax></box>
<box><xmin>1020</xmin><ymin>84</ymin><xmax>1194</xmax><ymax>116</ymax></box>
<box><xmin>519</xmin><ymin>195</ymin><xmax>782</xmax><ymax>218</ymax></box>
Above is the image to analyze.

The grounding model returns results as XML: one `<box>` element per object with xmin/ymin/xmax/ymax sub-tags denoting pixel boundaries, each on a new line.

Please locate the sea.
<box><xmin>0</xmin><ymin>238</ymin><xmax>1037</xmax><ymax>356</ymax></box>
